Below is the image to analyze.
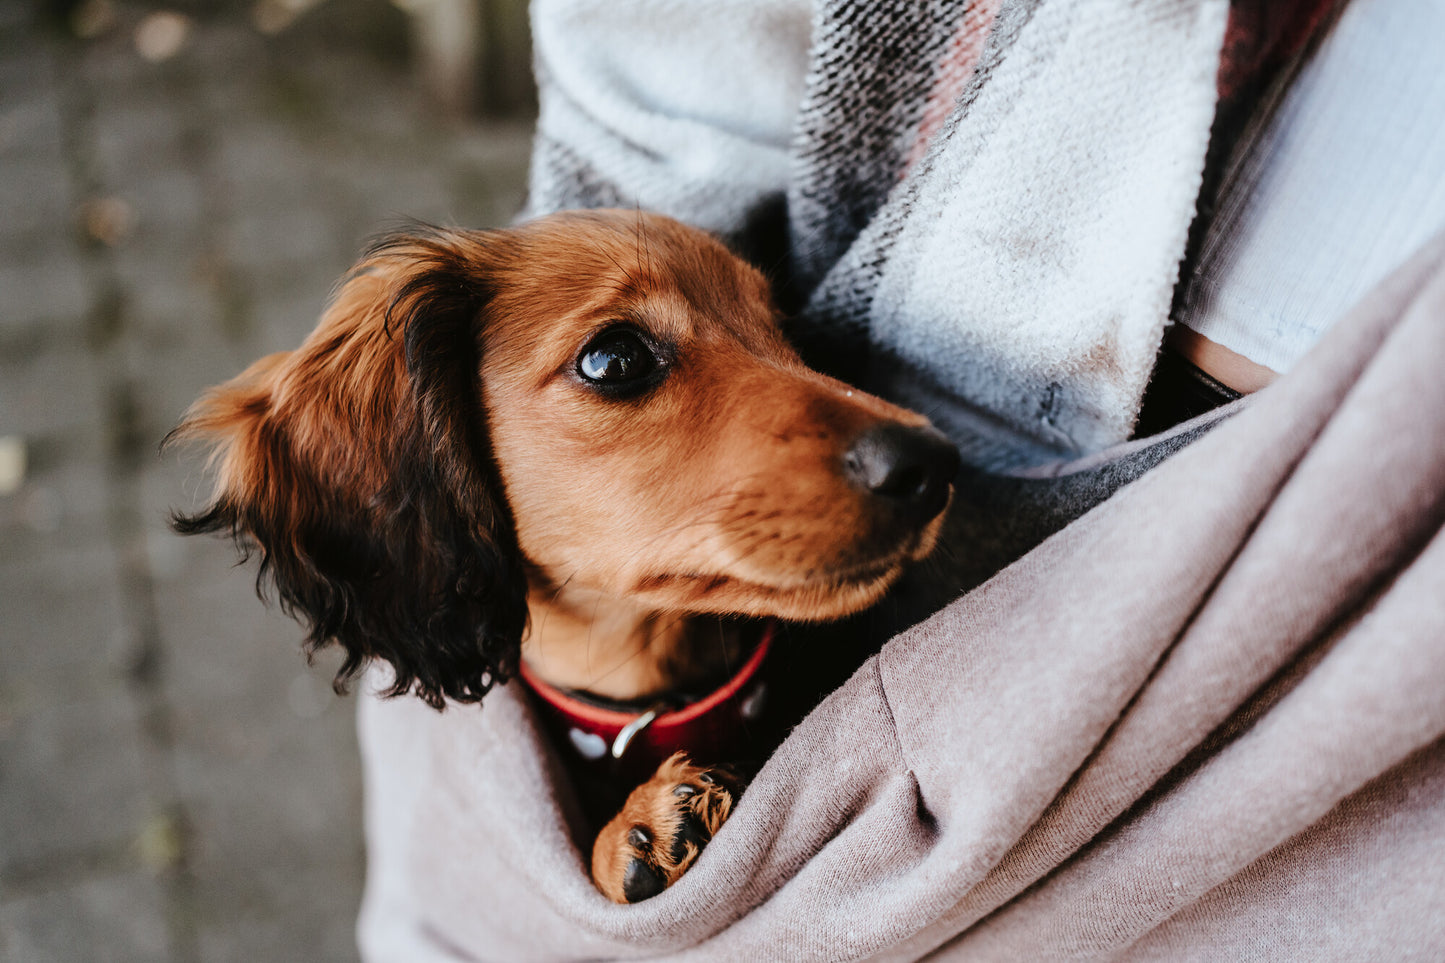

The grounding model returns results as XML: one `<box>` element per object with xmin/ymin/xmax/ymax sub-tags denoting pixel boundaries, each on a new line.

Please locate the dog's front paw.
<box><xmin>591</xmin><ymin>752</ymin><xmax>744</xmax><ymax>903</ymax></box>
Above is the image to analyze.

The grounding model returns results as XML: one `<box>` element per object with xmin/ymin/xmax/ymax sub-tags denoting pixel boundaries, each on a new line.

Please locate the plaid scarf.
<box><xmin>527</xmin><ymin>0</ymin><xmax>1338</xmax><ymax>467</ymax></box>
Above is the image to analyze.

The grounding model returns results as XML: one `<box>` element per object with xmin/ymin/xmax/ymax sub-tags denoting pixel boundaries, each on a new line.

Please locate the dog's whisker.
<box><xmin>601</xmin><ymin>485</ymin><xmax>778</xmax><ymax>578</ymax></box>
<box><xmin>713</xmin><ymin>616</ymin><xmax>735</xmax><ymax>682</ymax></box>
<box><xmin>634</xmin><ymin>202</ymin><xmax>655</xmax><ymax>280</ymax></box>
<box><xmin>532</xmin><ymin>569</ymin><xmax>581</xmax><ymax>665</ymax></box>
<box><xmin>595</xmin><ymin>244</ymin><xmax>642</xmax><ymax>293</ymax></box>
<box><xmin>585</xmin><ymin>582</ymin><xmax>610</xmax><ymax>683</ymax></box>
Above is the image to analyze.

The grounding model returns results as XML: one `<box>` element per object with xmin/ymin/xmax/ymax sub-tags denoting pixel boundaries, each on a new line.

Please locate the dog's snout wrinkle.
<box><xmin>843</xmin><ymin>424</ymin><xmax>960</xmax><ymax>523</ymax></box>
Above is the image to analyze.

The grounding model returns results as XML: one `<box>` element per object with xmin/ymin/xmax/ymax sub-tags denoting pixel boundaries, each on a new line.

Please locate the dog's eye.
<box><xmin>577</xmin><ymin>328</ymin><xmax>659</xmax><ymax>387</ymax></box>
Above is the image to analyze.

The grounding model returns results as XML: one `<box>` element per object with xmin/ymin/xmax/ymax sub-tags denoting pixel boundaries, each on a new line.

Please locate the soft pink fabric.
<box><xmin>358</xmin><ymin>235</ymin><xmax>1445</xmax><ymax>960</ymax></box>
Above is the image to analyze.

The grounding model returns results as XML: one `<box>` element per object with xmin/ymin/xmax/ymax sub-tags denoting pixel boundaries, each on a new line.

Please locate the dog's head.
<box><xmin>169</xmin><ymin>210</ymin><xmax>957</xmax><ymax>708</ymax></box>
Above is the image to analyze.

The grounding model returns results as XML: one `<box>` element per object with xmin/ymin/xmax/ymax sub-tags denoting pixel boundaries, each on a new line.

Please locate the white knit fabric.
<box><xmin>1176</xmin><ymin>0</ymin><xmax>1445</xmax><ymax>374</ymax></box>
<box><xmin>529</xmin><ymin>0</ymin><xmax>1231</xmax><ymax>459</ymax></box>
<box><xmin>860</xmin><ymin>0</ymin><xmax>1228</xmax><ymax>452</ymax></box>
<box><xmin>527</xmin><ymin>0</ymin><xmax>810</xmax><ymax>233</ymax></box>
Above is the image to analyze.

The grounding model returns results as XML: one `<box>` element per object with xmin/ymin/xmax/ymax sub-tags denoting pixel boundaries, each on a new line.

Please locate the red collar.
<box><xmin>518</xmin><ymin>624</ymin><xmax>775</xmax><ymax>780</ymax></box>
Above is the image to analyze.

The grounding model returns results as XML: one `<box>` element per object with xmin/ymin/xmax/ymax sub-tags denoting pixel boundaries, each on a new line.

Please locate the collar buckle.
<box><xmin>610</xmin><ymin>704</ymin><xmax>666</xmax><ymax>760</ymax></box>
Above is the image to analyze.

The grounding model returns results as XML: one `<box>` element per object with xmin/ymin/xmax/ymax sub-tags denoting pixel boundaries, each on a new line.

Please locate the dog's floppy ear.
<box><xmin>167</xmin><ymin>228</ymin><xmax>527</xmax><ymax>708</ymax></box>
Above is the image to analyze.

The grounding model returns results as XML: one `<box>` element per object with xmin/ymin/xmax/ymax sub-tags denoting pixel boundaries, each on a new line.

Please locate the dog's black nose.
<box><xmin>843</xmin><ymin>423</ymin><xmax>960</xmax><ymax>522</ymax></box>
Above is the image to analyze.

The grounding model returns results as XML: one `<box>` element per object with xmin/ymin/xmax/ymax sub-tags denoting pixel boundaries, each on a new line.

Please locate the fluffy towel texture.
<box><xmin>356</xmin><ymin>235</ymin><xmax>1445</xmax><ymax>960</ymax></box>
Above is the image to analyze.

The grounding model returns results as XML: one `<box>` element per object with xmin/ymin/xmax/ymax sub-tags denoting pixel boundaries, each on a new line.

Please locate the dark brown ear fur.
<box><xmin>167</xmin><ymin>227</ymin><xmax>528</xmax><ymax>708</ymax></box>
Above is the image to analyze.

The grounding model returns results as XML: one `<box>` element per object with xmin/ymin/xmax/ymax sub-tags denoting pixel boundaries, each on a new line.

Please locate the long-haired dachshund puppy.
<box><xmin>169</xmin><ymin>209</ymin><xmax>958</xmax><ymax>903</ymax></box>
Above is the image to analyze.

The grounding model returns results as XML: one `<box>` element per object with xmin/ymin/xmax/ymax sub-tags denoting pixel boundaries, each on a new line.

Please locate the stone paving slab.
<box><xmin>0</xmin><ymin>678</ymin><xmax>159</xmax><ymax>882</ymax></box>
<box><xmin>0</xmin><ymin>2</ymin><xmax>534</xmax><ymax>959</ymax></box>
<box><xmin>1</xmin><ymin>868</ymin><xmax>172</xmax><ymax>963</ymax></box>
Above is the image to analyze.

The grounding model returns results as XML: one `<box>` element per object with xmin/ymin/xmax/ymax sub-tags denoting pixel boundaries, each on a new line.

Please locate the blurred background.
<box><xmin>0</xmin><ymin>1</ymin><xmax>535</xmax><ymax>958</ymax></box>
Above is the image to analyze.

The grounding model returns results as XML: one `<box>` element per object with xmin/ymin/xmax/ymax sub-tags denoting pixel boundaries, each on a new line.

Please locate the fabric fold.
<box><xmin>358</xmin><ymin>236</ymin><xmax>1445</xmax><ymax>960</ymax></box>
<box><xmin>356</xmin><ymin>0</ymin><xmax>1445</xmax><ymax>955</ymax></box>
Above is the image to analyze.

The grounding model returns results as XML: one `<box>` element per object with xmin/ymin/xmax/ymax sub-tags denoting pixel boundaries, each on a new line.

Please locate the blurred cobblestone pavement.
<box><xmin>0</xmin><ymin>2</ymin><xmax>533</xmax><ymax>959</ymax></box>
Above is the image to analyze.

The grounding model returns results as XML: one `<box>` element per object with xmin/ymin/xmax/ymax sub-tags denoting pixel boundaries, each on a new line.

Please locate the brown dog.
<box><xmin>168</xmin><ymin>209</ymin><xmax>957</xmax><ymax>903</ymax></box>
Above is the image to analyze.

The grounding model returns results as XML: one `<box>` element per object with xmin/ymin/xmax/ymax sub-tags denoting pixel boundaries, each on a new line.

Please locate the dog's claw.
<box><xmin>627</xmin><ymin>825</ymin><xmax>652</xmax><ymax>849</ymax></box>
<box><xmin>673</xmin><ymin>783</ymin><xmax>698</xmax><ymax>797</ymax></box>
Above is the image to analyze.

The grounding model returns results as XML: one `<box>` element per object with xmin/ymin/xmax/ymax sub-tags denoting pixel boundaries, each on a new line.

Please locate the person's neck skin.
<box><xmin>1168</xmin><ymin>325</ymin><xmax>1277</xmax><ymax>394</ymax></box>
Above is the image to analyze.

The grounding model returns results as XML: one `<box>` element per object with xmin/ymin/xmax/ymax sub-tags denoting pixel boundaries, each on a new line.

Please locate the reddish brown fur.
<box><xmin>170</xmin><ymin>209</ymin><xmax>952</xmax><ymax>897</ymax></box>
<box><xmin>179</xmin><ymin>272</ymin><xmax>413</xmax><ymax>530</ymax></box>
<box><xmin>591</xmin><ymin>754</ymin><xmax>739</xmax><ymax>903</ymax></box>
<box><xmin>473</xmin><ymin>214</ymin><xmax>943</xmax><ymax>696</ymax></box>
